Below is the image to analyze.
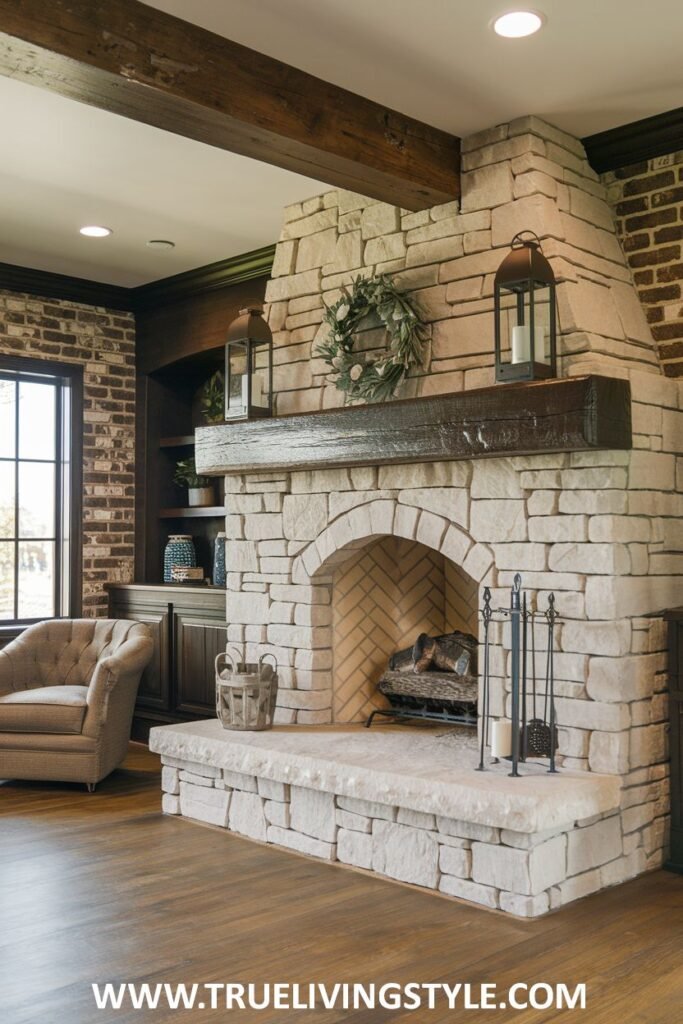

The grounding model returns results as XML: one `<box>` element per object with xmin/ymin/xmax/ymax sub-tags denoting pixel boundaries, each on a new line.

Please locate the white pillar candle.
<box><xmin>491</xmin><ymin>719</ymin><xmax>513</xmax><ymax>758</ymax></box>
<box><xmin>511</xmin><ymin>325</ymin><xmax>530</xmax><ymax>364</ymax></box>
<box><xmin>241</xmin><ymin>375</ymin><xmax>263</xmax><ymax>407</ymax></box>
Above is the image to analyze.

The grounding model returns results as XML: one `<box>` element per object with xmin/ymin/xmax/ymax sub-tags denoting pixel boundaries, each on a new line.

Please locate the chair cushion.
<box><xmin>0</xmin><ymin>686</ymin><xmax>88</xmax><ymax>734</ymax></box>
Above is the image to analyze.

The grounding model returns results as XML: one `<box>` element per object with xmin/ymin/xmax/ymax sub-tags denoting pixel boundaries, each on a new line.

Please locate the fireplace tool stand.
<box><xmin>477</xmin><ymin>574</ymin><xmax>559</xmax><ymax>777</ymax></box>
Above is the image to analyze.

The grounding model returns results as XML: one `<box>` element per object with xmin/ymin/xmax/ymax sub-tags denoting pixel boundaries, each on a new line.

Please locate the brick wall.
<box><xmin>0</xmin><ymin>290</ymin><xmax>136</xmax><ymax>615</ymax></box>
<box><xmin>603</xmin><ymin>154</ymin><xmax>683</xmax><ymax>377</ymax></box>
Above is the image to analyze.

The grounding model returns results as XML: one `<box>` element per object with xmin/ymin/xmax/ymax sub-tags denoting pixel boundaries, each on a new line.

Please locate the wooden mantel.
<box><xmin>195</xmin><ymin>376</ymin><xmax>632</xmax><ymax>476</ymax></box>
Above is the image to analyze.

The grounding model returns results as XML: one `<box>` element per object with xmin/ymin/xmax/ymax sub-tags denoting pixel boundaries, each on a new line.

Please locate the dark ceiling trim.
<box><xmin>583</xmin><ymin>107</ymin><xmax>683</xmax><ymax>174</ymax></box>
<box><xmin>0</xmin><ymin>245</ymin><xmax>275</xmax><ymax>313</ymax></box>
<box><xmin>131</xmin><ymin>245</ymin><xmax>275</xmax><ymax>308</ymax></box>
<box><xmin>0</xmin><ymin>260</ymin><xmax>134</xmax><ymax>311</ymax></box>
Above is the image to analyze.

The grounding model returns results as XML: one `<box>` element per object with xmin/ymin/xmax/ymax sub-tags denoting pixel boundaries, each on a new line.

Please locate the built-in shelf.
<box><xmin>159</xmin><ymin>506</ymin><xmax>225</xmax><ymax>519</ymax></box>
<box><xmin>159</xmin><ymin>435</ymin><xmax>196</xmax><ymax>448</ymax></box>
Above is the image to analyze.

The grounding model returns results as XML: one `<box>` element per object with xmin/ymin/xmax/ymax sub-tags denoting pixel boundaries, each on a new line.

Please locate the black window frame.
<box><xmin>0</xmin><ymin>355</ymin><xmax>83</xmax><ymax>627</ymax></box>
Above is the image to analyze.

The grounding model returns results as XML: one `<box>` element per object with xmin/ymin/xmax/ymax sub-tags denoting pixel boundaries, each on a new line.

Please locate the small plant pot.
<box><xmin>188</xmin><ymin>486</ymin><xmax>215</xmax><ymax>507</ymax></box>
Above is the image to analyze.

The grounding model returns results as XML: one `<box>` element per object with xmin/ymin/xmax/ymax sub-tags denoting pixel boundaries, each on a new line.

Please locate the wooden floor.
<box><xmin>1</xmin><ymin>745</ymin><xmax>682</xmax><ymax>1024</ymax></box>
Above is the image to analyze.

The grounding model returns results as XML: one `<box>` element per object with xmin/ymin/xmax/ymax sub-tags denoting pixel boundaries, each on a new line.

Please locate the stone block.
<box><xmin>161</xmin><ymin>757</ymin><xmax>222</xmax><ymax>778</ymax></box>
<box><xmin>548</xmin><ymin>543</ymin><xmax>630</xmax><ymax>575</ymax></box>
<box><xmin>162</xmin><ymin>793</ymin><xmax>180</xmax><ymax>815</ymax></box>
<box><xmin>244</xmin><ymin>514</ymin><xmax>284</xmax><ymax>541</ymax></box>
<box><xmin>588</xmin><ymin>731</ymin><xmax>630</xmax><ymax>774</ymax></box>
<box><xmin>225</xmin><ymin>541</ymin><xmax>260</xmax><ymax>572</ymax></box>
<box><xmin>364</xmin><ymin>232</ymin><xmax>406</xmax><ymax>264</ymax></box>
<box><xmin>398</xmin><ymin>487</ymin><xmax>469</xmax><ymax>527</ymax></box>
<box><xmin>397</xmin><ymin>807</ymin><xmax>436</xmax><ymax>831</ymax></box>
<box><xmin>290</xmin><ymin>786</ymin><xmax>337</xmax><ymax>841</ymax></box>
<box><xmin>337</xmin><ymin>809</ymin><xmax>372</xmax><ymax>833</ymax></box>
<box><xmin>439</xmin><ymin>844</ymin><xmax>472</xmax><ymax>878</ymax></box>
<box><xmin>406</xmin><ymin>235</ymin><xmax>464</xmax><ymax>267</ymax></box>
<box><xmin>161</xmin><ymin>766</ymin><xmax>179</xmax><ymax>795</ymax></box>
<box><xmin>372</xmin><ymin>820</ymin><xmax>439</xmax><ymax>888</ymax></box>
<box><xmin>562</xmin><ymin>619</ymin><xmax>631</xmax><ymax>658</ymax></box>
<box><xmin>439</xmin><ymin>875</ymin><xmax>498</xmax><ymax>908</ymax></box>
<box><xmin>471</xmin><ymin>835</ymin><xmax>566</xmax><ymax>896</ymax></box>
<box><xmin>337</xmin><ymin>795</ymin><xmax>396</xmax><ymax>821</ymax></box>
<box><xmin>257</xmin><ymin>777</ymin><xmax>290</xmax><ymax>802</ymax></box>
<box><xmin>629</xmin><ymin>724</ymin><xmax>667</xmax><ymax>768</ymax></box>
<box><xmin>179</xmin><ymin>771</ymin><xmax>214</xmax><ymax>788</ymax></box>
<box><xmin>338</xmin><ymin>828</ymin><xmax>373</xmax><ymax>869</ymax></box>
<box><xmin>566</xmin><ymin>816</ymin><xmax>622</xmax><ymax>875</ymax></box>
<box><xmin>492</xmin><ymin>543</ymin><xmax>547</xmax><ymax>571</ymax></box>
<box><xmin>282</xmin><ymin>494</ymin><xmax>328</xmax><ymax>540</ymax></box>
<box><xmin>361</xmin><ymin>204</ymin><xmax>400</xmax><ymax>239</ymax></box>
<box><xmin>179</xmin><ymin>782</ymin><xmax>231</xmax><ymax>828</ymax></box>
<box><xmin>528</xmin><ymin>515</ymin><xmax>587</xmax><ymax>543</ymax></box>
<box><xmin>491</xmin><ymin>193</ymin><xmax>564</xmax><ymax>246</ymax></box>
<box><xmin>296</xmin><ymin>228</ymin><xmax>338</xmax><ymax>272</ymax></box>
<box><xmin>461</xmin><ymin>162</ymin><xmax>514</xmax><ymax>213</ymax></box>
<box><xmin>471</xmin><ymin>500</ymin><xmax>527</xmax><ymax>542</ymax></box>
<box><xmin>437</xmin><ymin>817</ymin><xmax>499</xmax><ymax>844</ymax></box>
<box><xmin>265</xmin><ymin>269</ymin><xmax>321</xmax><ymax>303</ymax></box>
<box><xmin>264</xmin><ymin>799</ymin><xmax>290</xmax><ymax>829</ymax></box>
<box><xmin>226</xmin><ymin>592</ymin><xmax>269</xmax><ymax>626</ymax></box>
<box><xmin>588</xmin><ymin>516</ymin><xmax>651</xmax><ymax>543</ymax></box>
<box><xmin>587</xmin><ymin>654</ymin><xmax>659</xmax><ymax>702</ymax></box>
<box><xmin>223</xmin><ymin>770</ymin><xmax>258</xmax><ymax>793</ymax></box>
<box><xmin>267</xmin><ymin>825</ymin><xmax>336</xmax><ymax>860</ymax></box>
<box><xmin>229</xmin><ymin>790</ymin><xmax>268</xmax><ymax>841</ymax></box>
<box><xmin>499</xmin><ymin>891</ymin><xmax>550</xmax><ymax>917</ymax></box>
<box><xmin>629</xmin><ymin>451</ymin><xmax>676</xmax><ymax>490</ymax></box>
<box><xmin>471</xmin><ymin>459</ymin><xmax>523</xmax><ymax>499</ymax></box>
<box><xmin>271</xmin><ymin>239</ymin><xmax>297</xmax><ymax>277</ymax></box>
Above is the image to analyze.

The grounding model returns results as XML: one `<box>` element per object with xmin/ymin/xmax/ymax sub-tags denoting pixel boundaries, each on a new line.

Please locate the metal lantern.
<box><xmin>224</xmin><ymin>306</ymin><xmax>273</xmax><ymax>420</ymax></box>
<box><xmin>494</xmin><ymin>231</ymin><xmax>557</xmax><ymax>383</ymax></box>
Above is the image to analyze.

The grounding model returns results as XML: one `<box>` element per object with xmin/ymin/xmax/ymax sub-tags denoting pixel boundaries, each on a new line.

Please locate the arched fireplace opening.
<box><xmin>330</xmin><ymin>536</ymin><xmax>478</xmax><ymax>723</ymax></box>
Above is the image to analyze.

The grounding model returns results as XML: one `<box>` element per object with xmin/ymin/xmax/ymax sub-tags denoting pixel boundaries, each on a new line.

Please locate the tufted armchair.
<box><xmin>0</xmin><ymin>619</ymin><xmax>153</xmax><ymax>791</ymax></box>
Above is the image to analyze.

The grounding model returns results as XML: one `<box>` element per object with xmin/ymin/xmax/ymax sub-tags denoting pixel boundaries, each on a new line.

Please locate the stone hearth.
<box><xmin>160</xmin><ymin>115</ymin><xmax>681</xmax><ymax>917</ymax></box>
<box><xmin>150</xmin><ymin>721</ymin><xmax>622</xmax><ymax>917</ymax></box>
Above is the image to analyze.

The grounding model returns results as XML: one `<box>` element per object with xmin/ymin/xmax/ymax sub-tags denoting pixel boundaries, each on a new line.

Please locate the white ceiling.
<box><xmin>0</xmin><ymin>76</ymin><xmax>324</xmax><ymax>287</ymax></box>
<box><xmin>146</xmin><ymin>0</ymin><xmax>683</xmax><ymax>138</ymax></box>
<box><xmin>1</xmin><ymin>0</ymin><xmax>682</xmax><ymax>287</ymax></box>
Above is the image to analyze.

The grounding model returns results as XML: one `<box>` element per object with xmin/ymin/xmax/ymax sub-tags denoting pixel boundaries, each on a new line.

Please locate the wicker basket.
<box><xmin>215</xmin><ymin>650</ymin><xmax>278</xmax><ymax>731</ymax></box>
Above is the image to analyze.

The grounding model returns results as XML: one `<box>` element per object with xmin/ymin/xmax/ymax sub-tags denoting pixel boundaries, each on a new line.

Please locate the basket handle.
<box><xmin>259</xmin><ymin>652</ymin><xmax>277</xmax><ymax>673</ymax></box>
<box><xmin>215</xmin><ymin>645</ymin><xmax>243</xmax><ymax>675</ymax></box>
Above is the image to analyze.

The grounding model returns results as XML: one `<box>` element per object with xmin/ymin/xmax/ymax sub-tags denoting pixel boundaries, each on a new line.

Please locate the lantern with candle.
<box><xmin>493</xmin><ymin>231</ymin><xmax>557</xmax><ymax>383</ymax></box>
<box><xmin>224</xmin><ymin>306</ymin><xmax>273</xmax><ymax>421</ymax></box>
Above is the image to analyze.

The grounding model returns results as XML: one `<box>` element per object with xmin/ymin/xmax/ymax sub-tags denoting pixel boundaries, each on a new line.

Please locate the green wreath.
<box><xmin>316</xmin><ymin>274</ymin><xmax>426</xmax><ymax>403</ymax></box>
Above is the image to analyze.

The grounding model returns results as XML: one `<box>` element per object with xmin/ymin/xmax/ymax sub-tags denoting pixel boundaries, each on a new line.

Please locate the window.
<box><xmin>0</xmin><ymin>358</ymin><xmax>82</xmax><ymax>625</ymax></box>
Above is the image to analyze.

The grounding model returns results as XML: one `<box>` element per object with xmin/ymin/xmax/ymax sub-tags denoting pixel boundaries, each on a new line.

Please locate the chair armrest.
<box><xmin>0</xmin><ymin>633</ymin><xmax>38</xmax><ymax>694</ymax></box>
<box><xmin>82</xmin><ymin>634</ymin><xmax>154</xmax><ymax>737</ymax></box>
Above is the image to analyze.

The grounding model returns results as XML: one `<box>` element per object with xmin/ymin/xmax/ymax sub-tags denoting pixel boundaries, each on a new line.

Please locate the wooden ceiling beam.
<box><xmin>0</xmin><ymin>0</ymin><xmax>460</xmax><ymax>211</ymax></box>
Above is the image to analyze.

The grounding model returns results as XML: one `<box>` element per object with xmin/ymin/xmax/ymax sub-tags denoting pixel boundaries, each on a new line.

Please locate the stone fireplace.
<box><xmin>150</xmin><ymin>116</ymin><xmax>682</xmax><ymax>917</ymax></box>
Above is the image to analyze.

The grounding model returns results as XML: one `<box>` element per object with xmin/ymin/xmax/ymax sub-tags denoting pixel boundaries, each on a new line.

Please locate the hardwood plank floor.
<box><xmin>1</xmin><ymin>743</ymin><xmax>681</xmax><ymax>1023</ymax></box>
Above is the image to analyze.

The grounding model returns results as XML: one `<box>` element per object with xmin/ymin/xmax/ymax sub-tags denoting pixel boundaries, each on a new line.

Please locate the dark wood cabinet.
<box><xmin>107</xmin><ymin>583</ymin><xmax>226</xmax><ymax>740</ymax></box>
<box><xmin>666</xmin><ymin>608</ymin><xmax>683</xmax><ymax>873</ymax></box>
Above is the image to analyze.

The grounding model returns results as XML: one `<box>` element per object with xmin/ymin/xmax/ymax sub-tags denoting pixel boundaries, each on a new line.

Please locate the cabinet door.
<box><xmin>174</xmin><ymin>612</ymin><xmax>226</xmax><ymax>716</ymax></box>
<box><xmin>109</xmin><ymin>598</ymin><xmax>171</xmax><ymax>712</ymax></box>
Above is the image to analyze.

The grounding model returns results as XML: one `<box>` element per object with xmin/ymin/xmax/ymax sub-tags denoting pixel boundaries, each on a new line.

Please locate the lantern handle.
<box><xmin>511</xmin><ymin>230</ymin><xmax>542</xmax><ymax>250</ymax></box>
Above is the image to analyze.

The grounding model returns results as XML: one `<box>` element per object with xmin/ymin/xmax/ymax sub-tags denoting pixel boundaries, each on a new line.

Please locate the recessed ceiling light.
<box><xmin>79</xmin><ymin>225</ymin><xmax>112</xmax><ymax>238</ymax></box>
<box><xmin>492</xmin><ymin>10</ymin><xmax>544</xmax><ymax>37</ymax></box>
<box><xmin>146</xmin><ymin>239</ymin><xmax>176</xmax><ymax>249</ymax></box>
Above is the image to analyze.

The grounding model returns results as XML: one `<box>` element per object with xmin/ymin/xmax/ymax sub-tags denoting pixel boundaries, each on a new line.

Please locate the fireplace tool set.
<box><xmin>477</xmin><ymin>573</ymin><xmax>560</xmax><ymax>777</ymax></box>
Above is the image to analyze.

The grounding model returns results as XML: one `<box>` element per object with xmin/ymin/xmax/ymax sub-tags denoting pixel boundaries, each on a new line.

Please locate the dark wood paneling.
<box><xmin>132</xmin><ymin>246</ymin><xmax>274</xmax><ymax>310</ymax></box>
<box><xmin>174</xmin><ymin>611</ymin><xmax>226</xmax><ymax>716</ymax></box>
<box><xmin>0</xmin><ymin>0</ymin><xmax>460</xmax><ymax>210</ymax></box>
<box><xmin>108</xmin><ymin>590</ymin><xmax>172</xmax><ymax>712</ymax></box>
<box><xmin>583</xmin><ymin>107</ymin><xmax>683</xmax><ymax>174</ymax></box>
<box><xmin>107</xmin><ymin>583</ymin><xmax>225</xmax><ymax>730</ymax></box>
<box><xmin>196</xmin><ymin>375</ymin><xmax>633</xmax><ymax>476</ymax></box>
<box><xmin>135</xmin><ymin>275</ymin><xmax>268</xmax><ymax>374</ymax></box>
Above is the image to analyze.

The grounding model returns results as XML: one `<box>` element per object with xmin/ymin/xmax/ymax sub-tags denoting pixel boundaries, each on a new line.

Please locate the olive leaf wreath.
<box><xmin>316</xmin><ymin>274</ymin><xmax>426</xmax><ymax>403</ymax></box>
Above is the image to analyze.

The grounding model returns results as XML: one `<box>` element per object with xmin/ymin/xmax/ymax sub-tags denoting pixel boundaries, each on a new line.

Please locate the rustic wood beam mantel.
<box><xmin>195</xmin><ymin>376</ymin><xmax>632</xmax><ymax>476</ymax></box>
<box><xmin>0</xmin><ymin>0</ymin><xmax>460</xmax><ymax>210</ymax></box>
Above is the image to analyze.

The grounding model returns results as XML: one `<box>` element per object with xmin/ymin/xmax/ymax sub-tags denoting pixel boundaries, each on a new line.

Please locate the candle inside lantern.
<box><xmin>491</xmin><ymin>719</ymin><xmax>513</xmax><ymax>758</ymax></box>
<box><xmin>241</xmin><ymin>374</ymin><xmax>263</xmax><ymax>408</ymax></box>
<box><xmin>511</xmin><ymin>325</ymin><xmax>530</xmax><ymax>363</ymax></box>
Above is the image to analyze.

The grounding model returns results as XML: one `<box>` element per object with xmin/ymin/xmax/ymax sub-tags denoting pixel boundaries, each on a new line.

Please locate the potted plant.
<box><xmin>174</xmin><ymin>457</ymin><xmax>215</xmax><ymax>507</ymax></box>
<box><xmin>201</xmin><ymin>370</ymin><xmax>224</xmax><ymax>424</ymax></box>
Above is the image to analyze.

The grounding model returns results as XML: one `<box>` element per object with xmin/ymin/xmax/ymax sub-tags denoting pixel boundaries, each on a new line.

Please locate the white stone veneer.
<box><xmin>197</xmin><ymin>115</ymin><xmax>682</xmax><ymax>911</ymax></box>
<box><xmin>151</xmin><ymin>721</ymin><xmax>631</xmax><ymax>918</ymax></box>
